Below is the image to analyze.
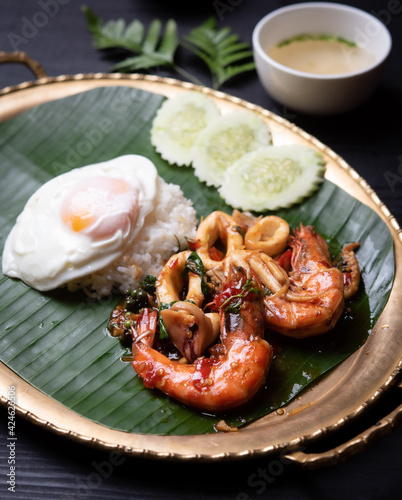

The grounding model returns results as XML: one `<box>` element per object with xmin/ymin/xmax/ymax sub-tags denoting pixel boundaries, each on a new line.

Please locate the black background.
<box><xmin>0</xmin><ymin>1</ymin><xmax>401</xmax><ymax>499</ymax></box>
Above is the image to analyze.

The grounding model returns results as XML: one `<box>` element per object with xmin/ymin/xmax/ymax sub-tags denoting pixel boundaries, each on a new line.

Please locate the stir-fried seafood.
<box><xmin>132</xmin><ymin>253</ymin><xmax>272</xmax><ymax>412</ymax></box>
<box><xmin>262</xmin><ymin>225</ymin><xmax>345</xmax><ymax>338</ymax></box>
<box><xmin>244</xmin><ymin>215</ymin><xmax>290</xmax><ymax>256</ymax></box>
<box><xmin>193</xmin><ymin>210</ymin><xmax>244</xmax><ymax>280</ymax></box>
<box><xmin>108</xmin><ymin>210</ymin><xmax>360</xmax><ymax>411</ymax></box>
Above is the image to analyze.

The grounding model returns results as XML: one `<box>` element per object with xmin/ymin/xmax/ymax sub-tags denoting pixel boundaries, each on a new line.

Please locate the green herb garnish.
<box><xmin>158</xmin><ymin>302</ymin><xmax>173</xmax><ymax>340</ymax></box>
<box><xmin>139</xmin><ymin>275</ymin><xmax>157</xmax><ymax>295</ymax></box>
<box><xmin>277</xmin><ymin>33</ymin><xmax>356</xmax><ymax>48</ymax></box>
<box><xmin>182</xmin><ymin>251</ymin><xmax>205</xmax><ymax>277</ymax></box>
<box><xmin>233</xmin><ymin>225</ymin><xmax>245</xmax><ymax>238</ymax></box>
<box><xmin>82</xmin><ymin>7</ymin><xmax>255</xmax><ymax>90</ymax></box>
<box><xmin>182</xmin><ymin>251</ymin><xmax>210</xmax><ymax>298</ymax></box>
<box><xmin>220</xmin><ymin>279</ymin><xmax>260</xmax><ymax>313</ymax></box>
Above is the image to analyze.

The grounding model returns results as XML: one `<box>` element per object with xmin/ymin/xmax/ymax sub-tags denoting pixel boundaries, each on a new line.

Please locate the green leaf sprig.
<box><xmin>82</xmin><ymin>6</ymin><xmax>255</xmax><ymax>90</ymax></box>
<box><xmin>182</xmin><ymin>251</ymin><xmax>210</xmax><ymax>299</ymax></box>
<box><xmin>182</xmin><ymin>17</ymin><xmax>256</xmax><ymax>90</ymax></box>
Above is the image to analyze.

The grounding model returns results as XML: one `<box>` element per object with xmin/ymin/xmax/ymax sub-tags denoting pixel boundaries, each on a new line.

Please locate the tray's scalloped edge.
<box><xmin>0</xmin><ymin>72</ymin><xmax>401</xmax><ymax>464</ymax></box>
<box><xmin>1</xmin><ymin>361</ymin><xmax>401</xmax><ymax>462</ymax></box>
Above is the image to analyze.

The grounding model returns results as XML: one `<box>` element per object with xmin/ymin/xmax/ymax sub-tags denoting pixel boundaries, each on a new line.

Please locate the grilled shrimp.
<box><xmin>131</xmin><ymin>253</ymin><xmax>272</xmax><ymax>412</ymax></box>
<box><xmin>123</xmin><ymin>211</ymin><xmax>354</xmax><ymax>412</ymax></box>
<box><xmin>263</xmin><ymin>225</ymin><xmax>344</xmax><ymax>338</ymax></box>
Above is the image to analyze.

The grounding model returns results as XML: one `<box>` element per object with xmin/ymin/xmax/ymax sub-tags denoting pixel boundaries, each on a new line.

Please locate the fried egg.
<box><xmin>2</xmin><ymin>155</ymin><xmax>157</xmax><ymax>291</ymax></box>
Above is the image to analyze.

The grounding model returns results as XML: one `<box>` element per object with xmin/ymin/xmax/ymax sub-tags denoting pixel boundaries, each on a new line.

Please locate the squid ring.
<box><xmin>156</xmin><ymin>251</ymin><xmax>204</xmax><ymax>307</ymax></box>
<box><xmin>245</xmin><ymin>216</ymin><xmax>289</xmax><ymax>256</ymax></box>
<box><xmin>195</xmin><ymin>211</ymin><xmax>244</xmax><ymax>272</ymax></box>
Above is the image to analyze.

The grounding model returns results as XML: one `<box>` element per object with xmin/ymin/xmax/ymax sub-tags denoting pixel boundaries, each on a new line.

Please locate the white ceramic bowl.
<box><xmin>252</xmin><ymin>2</ymin><xmax>392</xmax><ymax>115</ymax></box>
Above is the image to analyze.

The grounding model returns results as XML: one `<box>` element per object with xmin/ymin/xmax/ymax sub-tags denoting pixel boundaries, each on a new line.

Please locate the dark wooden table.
<box><xmin>1</xmin><ymin>1</ymin><xmax>401</xmax><ymax>498</ymax></box>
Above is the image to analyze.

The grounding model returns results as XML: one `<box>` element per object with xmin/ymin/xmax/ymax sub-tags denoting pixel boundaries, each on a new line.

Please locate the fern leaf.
<box><xmin>182</xmin><ymin>17</ymin><xmax>255</xmax><ymax>89</ymax></box>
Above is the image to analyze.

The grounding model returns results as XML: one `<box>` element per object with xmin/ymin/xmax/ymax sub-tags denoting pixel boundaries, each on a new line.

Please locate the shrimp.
<box><xmin>263</xmin><ymin>224</ymin><xmax>344</xmax><ymax>338</ymax></box>
<box><xmin>131</xmin><ymin>252</ymin><xmax>272</xmax><ymax>412</ymax></box>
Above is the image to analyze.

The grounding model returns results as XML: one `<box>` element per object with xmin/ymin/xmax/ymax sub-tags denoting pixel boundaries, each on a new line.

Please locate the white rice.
<box><xmin>66</xmin><ymin>177</ymin><xmax>197</xmax><ymax>298</ymax></box>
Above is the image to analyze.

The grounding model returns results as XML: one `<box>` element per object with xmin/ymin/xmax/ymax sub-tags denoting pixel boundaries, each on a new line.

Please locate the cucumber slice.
<box><xmin>150</xmin><ymin>91</ymin><xmax>220</xmax><ymax>166</ymax></box>
<box><xmin>192</xmin><ymin>110</ymin><xmax>272</xmax><ymax>187</ymax></box>
<box><xmin>218</xmin><ymin>145</ymin><xmax>326</xmax><ymax>211</ymax></box>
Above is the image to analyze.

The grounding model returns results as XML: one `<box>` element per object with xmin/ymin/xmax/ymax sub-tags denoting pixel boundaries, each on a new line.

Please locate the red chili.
<box><xmin>187</xmin><ymin>238</ymin><xmax>202</xmax><ymax>251</ymax></box>
<box><xmin>278</xmin><ymin>248</ymin><xmax>292</xmax><ymax>272</ymax></box>
<box><xmin>208</xmin><ymin>246</ymin><xmax>224</xmax><ymax>261</ymax></box>
<box><xmin>168</xmin><ymin>257</ymin><xmax>178</xmax><ymax>269</ymax></box>
<box><xmin>214</xmin><ymin>284</ymin><xmax>242</xmax><ymax>309</ymax></box>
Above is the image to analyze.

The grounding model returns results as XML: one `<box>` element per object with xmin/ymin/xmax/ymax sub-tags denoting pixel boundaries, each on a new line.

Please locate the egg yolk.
<box><xmin>61</xmin><ymin>177</ymin><xmax>139</xmax><ymax>240</ymax></box>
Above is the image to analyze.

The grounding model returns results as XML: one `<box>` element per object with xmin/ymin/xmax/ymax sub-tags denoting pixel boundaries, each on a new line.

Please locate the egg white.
<box><xmin>2</xmin><ymin>155</ymin><xmax>158</xmax><ymax>291</ymax></box>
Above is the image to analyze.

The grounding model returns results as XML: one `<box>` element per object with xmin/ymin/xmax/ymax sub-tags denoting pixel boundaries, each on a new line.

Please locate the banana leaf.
<box><xmin>0</xmin><ymin>86</ymin><xmax>394</xmax><ymax>434</ymax></box>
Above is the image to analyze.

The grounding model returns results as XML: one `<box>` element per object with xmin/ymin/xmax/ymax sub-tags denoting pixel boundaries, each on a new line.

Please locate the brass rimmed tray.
<box><xmin>0</xmin><ymin>70</ymin><xmax>401</xmax><ymax>467</ymax></box>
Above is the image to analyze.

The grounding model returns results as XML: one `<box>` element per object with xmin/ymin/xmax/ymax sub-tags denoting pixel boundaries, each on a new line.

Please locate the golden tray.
<box><xmin>0</xmin><ymin>53</ymin><xmax>401</xmax><ymax>468</ymax></box>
